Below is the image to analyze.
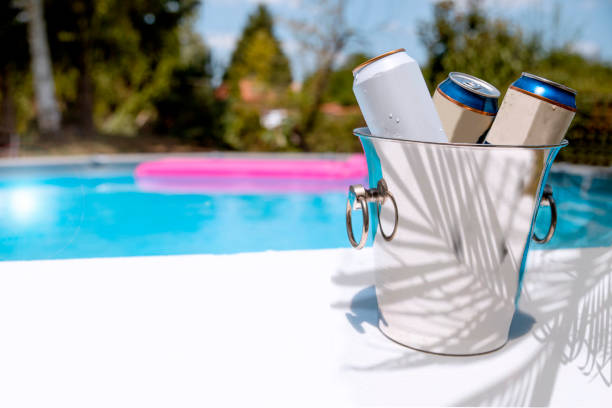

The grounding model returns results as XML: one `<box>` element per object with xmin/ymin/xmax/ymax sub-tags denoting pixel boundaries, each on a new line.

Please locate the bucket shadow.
<box><xmin>458</xmin><ymin>247</ymin><xmax>612</xmax><ymax>406</ymax></box>
<box><xmin>340</xmin><ymin>284</ymin><xmax>534</xmax><ymax>341</ymax></box>
<box><xmin>508</xmin><ymin>309</ymin><xmax>536</xmax><ymax>340</ymax></box>
<box><xmin>333</xmin><ymin>247</ymin><xmax>612</xmax><ymax>405</ymax></box>
<box><xmin>344</xmin><ymin>285</ymin><xmax>378</xmax><ymax>334</ymax></box>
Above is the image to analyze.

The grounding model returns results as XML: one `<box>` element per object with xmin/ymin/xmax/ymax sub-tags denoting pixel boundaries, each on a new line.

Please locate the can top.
<box><xmin>448</xmin><ymin>72</ymin><xmax>501</xmax><ymax>98</ymax></box>
<box><xmin>352</xmin><ymin>48</ymin><xmax>406</xmax><ymax>76</ymax></box>
<box><xmin>521</xmin><ymin>72</ymin><xmax>576</xmax><ymax>94</ymax></box>
<box><xmin>511</xmin><ymin>72</ymin><xmax>577</xmax><ymax>111</ymax></box>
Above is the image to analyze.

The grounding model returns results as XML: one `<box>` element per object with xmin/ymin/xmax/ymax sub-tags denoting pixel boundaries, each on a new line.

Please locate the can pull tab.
<box><xmin>461</xmin><ymin>79</ymin><xmax>483</xmax><ymax>92</ymax></box>
<box><xmin>346</xmin><ymin>179</ymin><xmax>399</xmax><ymax>249</ymax></box>
<box><xmin>533</xmin><ymin>184</ymin><xmax>557</xmax><ymax>244</ymax></box>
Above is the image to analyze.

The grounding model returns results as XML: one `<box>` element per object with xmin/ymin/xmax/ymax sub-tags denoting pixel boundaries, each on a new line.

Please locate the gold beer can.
<box><xmin>486</xmin><ymin>73</ymin><xmax>576</xmax><ymax>145</ymax></box>
<box><xmin>433</xmin><ymin>72</ymin><xmax>500</xmax><ymax>143</ymax></box>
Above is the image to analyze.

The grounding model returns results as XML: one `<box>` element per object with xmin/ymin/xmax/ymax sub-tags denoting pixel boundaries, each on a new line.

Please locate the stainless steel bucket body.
<box><xmin>347</xmin><ymin>127</ymin><xmax>566</xmax><ymax>355</ymax></box>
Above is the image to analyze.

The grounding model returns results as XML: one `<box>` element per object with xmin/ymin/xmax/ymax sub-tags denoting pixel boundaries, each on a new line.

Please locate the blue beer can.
<box><xmin>486</xmin><ymin>73</ymin><xmax>576</xmax><ymax>145</ymax></box>
<box><xmin>433</xmin><ymin>72</ymin><xmax>500</xmax><ymax>143</ymax></box>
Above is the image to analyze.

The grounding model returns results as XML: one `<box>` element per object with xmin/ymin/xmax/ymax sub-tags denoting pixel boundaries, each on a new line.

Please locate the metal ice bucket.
<box><xmin>346</xmin><ymin>127</ymin><xmax>567</xmax><ymax>355</ymax></box>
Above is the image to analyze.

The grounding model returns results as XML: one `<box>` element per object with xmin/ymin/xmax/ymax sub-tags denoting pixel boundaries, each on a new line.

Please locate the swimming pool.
<box><xmin>0</xmin><ymin>158</ymin><xmax>610</xmax><ymax>261</ymax></box>
<box><xmin>533</xmin><ymin>169</ymin><xmax>612</xmax><ymax>249</ymax></box>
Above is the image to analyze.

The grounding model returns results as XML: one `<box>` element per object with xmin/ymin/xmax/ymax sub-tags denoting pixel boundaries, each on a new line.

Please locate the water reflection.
<box><xmin>9</xmin><ymin>188</ymin><xmax>39</xmax><ymax>221</ymax></box>
<box><xmin>0</xmin><ymin>170</ymin><xmax>365</xmax><ymax>261</ymax></box>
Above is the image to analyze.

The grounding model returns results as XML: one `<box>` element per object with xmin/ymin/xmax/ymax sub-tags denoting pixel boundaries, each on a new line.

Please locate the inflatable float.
<box><xmin>135</xmin><ymin>154</ymin><xmax>367</xmax><ymax>180</ymax></box>
<box><xmin>134</xmin><ymin>154</ymin><xmax>368</xmax><ymax>193</ymax></box>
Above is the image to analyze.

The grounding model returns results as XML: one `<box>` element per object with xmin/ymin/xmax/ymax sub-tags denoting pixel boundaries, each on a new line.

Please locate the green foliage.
<box><xmin>0</xmin><ymin>1</ymin><xmax>30</xmax><ymax>134</ymax></box>
<box><xmin>324</xmin><ymin>53</ymin><xmax>369</xmax><ymax>106</ymax></box>
<box><xmin>420</xmin><ymin>0</ymin><xmax>612</xmax><ymax>166</ymax></box>
<box><xmin>222</xmin><ymin>104</ymin><xmax>265</xmax><ymax>150</ymax></box>
<box><xmin>224</xmin><ymin>5</ymin><xmax>292</xmax><ymax>91</ymax></box>
<box><xmin>40</xmin><ymin>0</ymin><xmax>215</xmax><ymax>138</ymax></box>
<box><xmin>304</xmin><ymin>113</ymin><xmax>365</xmax><ymax>153</ymax></box>
<box><xmin>220</xmin><ymin>4</ymin><xmax>293</xmax><ymax>151</ymax></box>
<box><xmin>281</xmin><ymin>52</ymin><xmax>368</xmax><ymax>153</ymax></box>
<box><xmin>2</xmin><ymin>0</ymin><xmax>610</xmax><ymax>161</ymax></box>
<box><xmin>560</xmin><ymin>92</ymin><xmax>612</xmax><ymax>166</ymax></box>
<box><xmin>418</xmin><ymin>0</ymin><xmax>541</xmax><ymax>91</ymax></box>
<box><xmin>152</xmin><ymin>44</ymin><xmax>225</xmax><ymax>146</ymax></box>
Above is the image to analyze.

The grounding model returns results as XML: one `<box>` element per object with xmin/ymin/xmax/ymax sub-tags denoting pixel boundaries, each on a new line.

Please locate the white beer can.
<box><xmin>486</xmin><ymin>73</ymin><xmax>576</xmax><ymax>145</ymax></box>
<box><xmin>352</xmin><ymin>49</ymin><xmax>448</xmax><ymax>143</ymax></box>
<box><xmin>433</xmin><ymin>72</ymin><xmax>500</xmax><ymax>143</ymax></box>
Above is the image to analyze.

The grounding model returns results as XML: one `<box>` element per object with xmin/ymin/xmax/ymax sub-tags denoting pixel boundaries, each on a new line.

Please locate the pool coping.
<box><xmin>0</xmin><ymin>152</ymin><xmax>609</xmax><ymax>178</ymax></box>
<box><xmin>0</xmin><ymin>152</ymin><xmax>357</xmax><ymax>168</ymax></box>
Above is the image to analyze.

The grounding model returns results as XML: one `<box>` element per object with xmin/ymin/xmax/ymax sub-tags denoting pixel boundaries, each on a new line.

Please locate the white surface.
<box><xmin>0</xmin><ymin>247</ymin><xmax>610</xmax><ymax>407</ymax></box>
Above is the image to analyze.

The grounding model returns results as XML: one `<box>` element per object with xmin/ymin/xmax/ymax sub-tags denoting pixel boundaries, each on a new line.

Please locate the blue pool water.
<box><xmin>533</xmin><ymin>171</ymin><xmax>612</xmax><ymax>249</ymax></box>
<box><xmin>0</xmin><ymin>163</ymin><xmax>610</xmax><ymax>261</ymax></box>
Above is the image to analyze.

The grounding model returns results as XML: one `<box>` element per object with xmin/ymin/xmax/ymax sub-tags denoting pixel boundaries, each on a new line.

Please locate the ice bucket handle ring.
<box><xmin>346</xmin><ymin>179</ymin><xmax>398</xmax><ymax>249</ymax></box>
<box><xmin>533</xmin><ymin>184</ymin><xmax>557</xmax><ymax>244</ymax></box>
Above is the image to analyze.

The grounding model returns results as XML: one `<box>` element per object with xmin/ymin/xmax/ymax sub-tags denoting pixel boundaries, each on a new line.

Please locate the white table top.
<box><xmin>1</xmin><ymin>247</ymin><xmax>610</xmax><ymax>407</ymax></box>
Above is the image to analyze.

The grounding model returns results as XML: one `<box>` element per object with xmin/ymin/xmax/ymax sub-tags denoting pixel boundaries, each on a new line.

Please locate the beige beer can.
<box><xmin>433</xmin><ymin>72</ymin><xmax>500</xmax><ymax>143</ymax></box>
<box><xmin>486</xmin><ymin>73</ymin><xmax>576</xmax><ymax>145</ymax></box>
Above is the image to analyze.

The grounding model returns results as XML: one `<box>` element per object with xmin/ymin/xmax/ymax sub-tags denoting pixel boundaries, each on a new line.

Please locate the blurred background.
<box><xmin>0</xmin><ymin>0</ymin><xmax>610</xmax><ymax>164</ymax></box>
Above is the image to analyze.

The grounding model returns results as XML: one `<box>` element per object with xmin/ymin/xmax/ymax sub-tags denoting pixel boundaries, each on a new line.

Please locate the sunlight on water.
<box><xmin>0</xmin><ymin>166</ymin><xmax>609</xmax><ymax>261</ymax></box>
<box><xmin>9</xmin><ymin>188</ymin><xmax>38</xmax><ymax>222</ymax></box>
<box><xmin>0</xmin><ymin>166</ymin><xmax>365</xmax><ymax>261</ymax></box>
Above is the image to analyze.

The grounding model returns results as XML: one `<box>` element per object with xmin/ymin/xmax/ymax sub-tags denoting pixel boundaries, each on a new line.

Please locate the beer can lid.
<box><xmin>352</xmin><ymin>48</ymin><xmax>406</xmax><ymax>76</ymax></box>
<box><xmin>521</xmin><ymin>72</ymin><xmax>577</xmax><ymax>94</ymax></box>
<box><xmin>449</xmin><ymin>72</ymin><xmax>501</xmax><ymax>98</ymax></box>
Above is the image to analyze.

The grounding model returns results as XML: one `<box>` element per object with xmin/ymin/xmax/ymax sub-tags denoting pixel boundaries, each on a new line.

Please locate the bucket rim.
<box><xmin>353</xmin><ymin>127</ymin><xmax>569</xmax><ymax>150</ymax></box>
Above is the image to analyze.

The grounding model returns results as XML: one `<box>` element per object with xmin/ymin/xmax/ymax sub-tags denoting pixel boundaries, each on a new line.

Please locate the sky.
<box><xmin>195</xmin><ymin>0</ymin><xmax>612</xmax><ymax>83</ymax></box>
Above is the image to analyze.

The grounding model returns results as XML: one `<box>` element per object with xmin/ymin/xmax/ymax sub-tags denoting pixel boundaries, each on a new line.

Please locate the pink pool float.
<box><xmin>134</xmin><ymin>154</ymin><xmax>368</xmax><ymax>193</ymax></box>
<box><xmin>135</xmin><ymin>154</ymin><xmax>368</xmax><ymax>180</ymax></box>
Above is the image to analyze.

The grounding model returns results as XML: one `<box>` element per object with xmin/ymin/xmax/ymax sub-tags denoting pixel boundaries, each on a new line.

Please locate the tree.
<box><xmin>288</xmin><ymin>0</ymin><xmax>356</xmax><ymax>150</ymax></box>
<box><xmin>152</xmin><ymin>28</ymin><xmax>226</xmax><ymax>146</ymax></box>
<box><xmin>418</xmin><ymin>0</ymin><xmax>541</xmax><ymax>91</ymax></box>
<box><xmin>419</xmin><ymin>0</ymin><xmax>612</xmax><ymax>165</ymax></box>
<box><xmin>418</xmin><ymin>0</ymin><xmax>457</xmax><ymax>87</ymax></box>
<box><xmin>536</xmin><ymin>51</ymin><xmax>612</xmax><ymax>166</ymax></box>
<box><xmin>220</xmin><ymin>4</ymin><xmax>292</xmax><ymax>151</ymax></box>
<box><xmin>0</xmin><ymin>1</ymin><xmax>29</xmax><ymax>137</ymax></box>
<box><xmin>224</xmin><ymin>4</ymin><xmax>292</xmax><ymax>92</ymax></box>
<box><xmin>321</xmin><ymin>52</ymin><xmax>369</xmax><ymax>106</ymax></box>
<box><xmin>25</xmin><ymin>0</ymin><xmax>61</xmax><ymax>135</ymax></box>
<box><xmin>44</xmin><ymin>0</ymin><xmax>201</xmax><ymax>136</ymax></box>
